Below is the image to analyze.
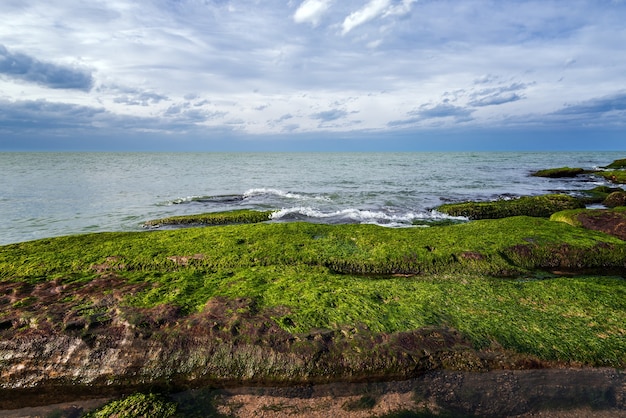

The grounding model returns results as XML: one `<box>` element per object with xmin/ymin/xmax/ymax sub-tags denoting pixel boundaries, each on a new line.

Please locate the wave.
<box><xmin>270</xmin><ymin>207</ymin><xmax>465</xmax><ymax>227</ymax></box>
<box><xmin>163</xmin><ymin>188</ymin><xmax>331</xmax><ymax>206</ymax></box>
<box><xmin>243</xmin><ymin>188</ymin><xmax>331</xmax><ymax>201</ymax></box>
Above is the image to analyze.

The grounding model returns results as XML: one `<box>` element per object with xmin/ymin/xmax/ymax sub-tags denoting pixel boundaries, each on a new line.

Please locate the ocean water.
<box><xmin>0</xmin><ymin>151</ymin><xmax>622</xmax><ymax>245</ymax></box>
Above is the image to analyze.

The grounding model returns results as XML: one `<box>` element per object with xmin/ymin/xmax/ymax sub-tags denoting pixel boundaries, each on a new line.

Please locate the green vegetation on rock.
<box><xmin>603</xmin><ymin>191</ymin><xmax>626</xmax><ymax>208</ymax></box>
<box><xmin>2</xmin><ymin>217</ymin><xmax>625</xmax><ymax>367</ymax></box>
<box><xmin>84</xmin><ymin>393</ymin><xmax>177</xmax><ymax>418</ymax></box>
<box><xmin>531</xmin><ymin>167</ymin><xmax>587</xmax><ymax>178</ymax></box>
<box><xmin>550</xmin><ymin>207</ymin><xmax>626</xmax><ymax>240</ymax></box>
<box><xmin>576</xmin><ymin>186</ymin><xmax>624</xmax><ymax>205</ymax></box>
<box><xmin>436</xmin><ymin>194</ymin><xmax>584</xmax><ymax>220</ymax></box>
<box><xmin>144</xmin><ymin>209</ymin><xmax>275</xmax><ymax>227</ymax></box>
<box><xmin>597</xmin><ymin>170</ymin><xmax>626</xmax><ymax>185</ymax></box>
<box><xmin>3</xmin><ymin>203</ymin><xmax>626</xmax><ymax>412</ymax></box>
<box><xmin>603</xmin><ymin>158</ymin><xmax>626</xmax><ymax>169</ymax></box>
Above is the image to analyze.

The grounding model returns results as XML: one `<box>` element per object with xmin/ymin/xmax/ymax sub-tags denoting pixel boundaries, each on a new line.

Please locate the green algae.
<box><xmin>144</xmin><ymin>209</ymin><xmax>275</xmax><ymax>227</ymax></box>
<box><xmin>603</xmin><ymin>158</ymin><xmax>626</xmax><ymax>169</ymax></box>
<box><xmin>531</xmin><ymin>167</ymin><xmax>588</xmax><ymax>178</ymax></box>
<box><xmin>576</xmin><ymin>186</ymin><xmax>623</xmax><ymax>205</ymax></box>
<box><xmin>596</xmin><ymin>170</ymin><xmax>626</xmax><ymax>184</ymax></box>
<box><xmin>436</xmin><ymin>194</ymin><xmax>584</xmax><ymax>220</ymax></box>
<box><xmin>2</xmin><ymin>217</ymin><xmax>626</xmax><ymax>394</ymax></box>
<box><xmin>84</xmin><ymin>393</ymin><xmax>177</xmax><ymax>418</ymax></box>
<box><xmin>603</xmin><ymin>191</ymin><xmax>626</xmax><ymax>208</ymax></box>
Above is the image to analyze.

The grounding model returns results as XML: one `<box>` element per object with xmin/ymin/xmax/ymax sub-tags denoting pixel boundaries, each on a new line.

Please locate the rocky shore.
<box><xmin>0</xmin><ymin>158</ymin><xmax>625</xmax><ymax>417</ymax></box>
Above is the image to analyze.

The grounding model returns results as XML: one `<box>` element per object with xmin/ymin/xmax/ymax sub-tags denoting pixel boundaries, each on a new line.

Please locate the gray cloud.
<box><xmin>470</xmin><ymin>92</ymin><xmax>523</xmax><ymax>107</ymax></box>
<box><xmin>113</xmin><ymin>92</ymin><xmax>168</xmax><ymax>106</ymax></box>
<box><xmin>311</xmin><ymin>109</ymin><xmax>348</xmax><ymax>122</ymax></box>
<box><xmin>388</xmin><ymin>103</ymin><xmax>475</xmax><ymax>127</ymax></box>
<box><xmin>411</xmin><ymin>104</ymin><xmax>475</xmax><ymax>121</ymax></box>
<box><xmin>554</xmin><ymin>92</ymin><xmax>626</xmax><ymax>116</ymax></box>
<box><xmin>0</xmin><ymin>45</ymin><xmax>93</xmax><ymax>91</ymax></box>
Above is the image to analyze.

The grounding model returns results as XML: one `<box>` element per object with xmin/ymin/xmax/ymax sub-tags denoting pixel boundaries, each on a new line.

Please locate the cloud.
<box><xmin>383</xmin><ymin>0</ymin><xmax>418</xmax><ymax>17</ymax></box>
<box><xmin>554</xmin><ymin>92</ymin><xmax>626</xmax><ymax>116</ymax></box>
<box><xmin>342</xmin><ymin>0</ymin><xmax>391</xmax><ymax>35</ymax></box>
<box><xmin>113</xmin><ymin>91</ymin><xmax>169</xmax><ymax>106</ymax></box>
<box><xmin>470</xmin><ymin>92</ymin><xmax>523</xmax><ymax>107</ymax></box>
<box><xmin>0</xmin><ymin>99</ymin><xmax>104</xmax><ymax>133</ymax></box>
<box><xmin>294</xmin><ymin>0</ymin><xmax>333</xmax><ymax>26</ymax></box>
<box><xmin>389</xmin><ymin>102</ymin><xmax>475</xmax><ymax>127</ymax></box>
<box><xmin>0</xmin><ymin>44</ymin><xmax>93</xmax><ymax>91</ymax></box>
<box><xmin>412</xmin><ymin>103</ymin><xmax>474</xmax><ymax>120</ymax></box>
<box><xmin>311</xmin><ymin>109</ymin><xmax>348</xmax><ymax>122</ymax></box>
<box><xmin>341</xmin><ymin>0</ymin><xmax>416</xmax><ymax>34</ymax></box>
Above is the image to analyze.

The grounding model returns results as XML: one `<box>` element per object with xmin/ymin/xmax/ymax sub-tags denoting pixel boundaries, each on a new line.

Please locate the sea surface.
<box><xmin>0</xmin><ymin>151</ymin><xmax>622</xmax><ymax>245</ymax></box>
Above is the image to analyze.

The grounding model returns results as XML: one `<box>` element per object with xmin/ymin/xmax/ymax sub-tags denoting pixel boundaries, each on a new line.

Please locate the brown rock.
<box><xmin>576</xmin><ymin>210</ymin><xmax>626</xmax><ymax>240</ymax></box>
<box><xmin>603</xmin><ymin>191</ymin><xmax>626</xmax><ymax>208</ymax></box>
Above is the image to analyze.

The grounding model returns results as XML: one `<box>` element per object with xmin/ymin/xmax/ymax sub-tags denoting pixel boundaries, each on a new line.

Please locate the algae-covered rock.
<box><xmin>84</xmin><ymin>393</ymin><xmax>177</xmax><ymax>418</ymax></box>
<box><xmin>577</xmin><ymin>186</ymin><xmax>624</xmax><ymax>204</ymax></box>
<box><xmin>436</xmin><ymin>194</ymin><xmax>584</xmax><ymax>220</ymax></box>
<box><xmin>602</xmin><ymin>158</ymin><xmax>626</xmax><ymax>169</ymax></box>
<box><xmin>2</xmin><ymin>218</ymin><xmax>626</xmax><ymax>409</ymax></box>
<box><xmin>531</xmin><ymin>166</ymin><xmax>587</xmax><ymax>178</ymax></box>
<box><xmin>596</xmin><ymin>170</ymin><xmax>626</xmax><ymax>184</ymax></box>
<box><xmin>144</xmin><ymin>209</ymin><xmax>275</xmax><ymax>227</ymax></box>
<box><xmin>551</xmin><ymin>207</ymin><xmax>626</xmax><ymax>240</ymax></box>
<box><xmin>603</xmin><ymin>191</ymin><xmax>626</xmax><ymax>208</ymax></box>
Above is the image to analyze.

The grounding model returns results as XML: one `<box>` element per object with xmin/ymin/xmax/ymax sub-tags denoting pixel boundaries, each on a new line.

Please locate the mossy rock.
<box><xmin>602</xmin><ymin>158</ymin><xmax>626</xmax><ymax>169</ymax></box>
<box><xmin>596</xmin><ymin>170</ymin><xmax>626</xmax><ymax>184</ymax></box>
<box><xmin>603</xmin><ymin>191</ymin><xmax>626</xmax><ymax>208</ymax></box>
<box><xmin>84</xmin><ymin>393</ymin><xmax>177</xmax><ymax>418</ymax></box>
<box><xmin>551</xmin><ymin>207</ymin><xmax>626</xmax><ymax>240</ymax></box>
<box><xmin>144</xmin><ymin>209</ymin><xmax>275</xmax><ymax>227</ymax></box>
<box><xmin>576</xmin><ymin>186</ymin><xmax>624</xmax><ymax>205</ymax></box>
<box><xmin>531</xmin><ymin>167</ymin><xmax>587</xmax><ymax>178</ymax></box>
<box><xmin>436</xmin><ymin>194</ymin><xmax>585</xmax><ymax>220</ymax></box>
<box><xmin>2</xmin><ymin>218</ymin><xmax>626</xmax><ymax>407</ymax></box>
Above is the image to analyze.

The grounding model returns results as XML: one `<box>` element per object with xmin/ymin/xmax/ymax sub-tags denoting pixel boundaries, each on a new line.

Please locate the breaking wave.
<box><xmin>270</xmin><ymin>207</ymin><xmax>465</xmax><ymax>227</ymax></box>
<box><xmin>243</xmin><ymin>188</ymin><xmax>331</xmax><ymax>202</ymax></box>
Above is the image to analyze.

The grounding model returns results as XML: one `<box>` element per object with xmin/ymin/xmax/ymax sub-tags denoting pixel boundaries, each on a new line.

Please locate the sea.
<box><xmin>0</xmin><ymin>151</ymin><xmax>623</xmax><ymax>246</ymax></box>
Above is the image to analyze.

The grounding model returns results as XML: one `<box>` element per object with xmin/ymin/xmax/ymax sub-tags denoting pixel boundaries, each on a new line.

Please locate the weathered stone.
<box><xmin>603</xmin><ymin>191</ymin><xmax>626</xmax><ymax>208</ymax></box>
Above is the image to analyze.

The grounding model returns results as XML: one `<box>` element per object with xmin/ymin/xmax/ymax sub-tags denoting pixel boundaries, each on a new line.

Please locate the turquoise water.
<box><xmin>0</xmin><ymin>151</ymin><xmax>621</xmax><ymax>245</ymax></box>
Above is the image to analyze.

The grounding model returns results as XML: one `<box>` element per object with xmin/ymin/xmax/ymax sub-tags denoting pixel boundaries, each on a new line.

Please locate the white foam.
<box><xmin>243</xmin><ymin>188</ymin><xmax>330</xmax><ymax>201</ymax></box>
<box><xmin>270</xmin><ymin>207</ymin><xmax>466</xmax><ymax>226</ymax></box>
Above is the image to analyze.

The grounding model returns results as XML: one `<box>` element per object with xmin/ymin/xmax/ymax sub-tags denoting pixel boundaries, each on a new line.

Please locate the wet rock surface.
<box><xmin>575</xmin><ymin>209</ymin><xmax>626</xmax><ymax>240</ymax></box>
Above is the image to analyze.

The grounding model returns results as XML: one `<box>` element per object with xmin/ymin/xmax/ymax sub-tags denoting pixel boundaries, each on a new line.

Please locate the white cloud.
<box><xmin>294</xmin><ymin>0</ymin><xmax>333</xmax><ymax>26</ymax></box>
<box><xmin>383</xmin><ymin>0</ymin><xmax>418</xmax><ymax>17</ymax></box>
<box><xmin>342</xmin><ymin>0</ymin><xmax>391</xmax><ymax>35</ymax></box>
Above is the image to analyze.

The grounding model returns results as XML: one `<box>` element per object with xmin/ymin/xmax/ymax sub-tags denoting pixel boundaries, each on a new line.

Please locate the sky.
<box><xmin>0</xmin><ymin>0</ymin><xmax>625</xmax><ymax>151</ymax></box>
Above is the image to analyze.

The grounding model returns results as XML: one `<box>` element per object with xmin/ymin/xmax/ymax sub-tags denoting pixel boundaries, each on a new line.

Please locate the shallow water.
<box><xmin>0</xmin><ymin>151</ymin><xmax>621</xmax><ymax>245</ymax></box>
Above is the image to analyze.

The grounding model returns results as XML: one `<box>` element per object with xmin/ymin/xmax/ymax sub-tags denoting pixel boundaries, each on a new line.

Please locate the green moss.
<box><xmin>3</xmin><ymin>218</ymin><xmax>626</xmax><ymax>368</ymax></box>
<box><xmin>603</xmin><ymin>191</ymin><xmax>626</xmax><ymax>208</ymax></box>
<box><xmin>144</xmin><ymin>209</ymin><xmax>275</xmax><ymax>227</ymax></box>
<box><xmin>531</xmin><ymin>167</ymin><xmax>587</xmax><ymax>178</ymax></box>
<box><xmin>84</xmin><ymin>393</ymin><xmax>177</xmax><ymax>418</ymax></box>
<box><xmin>602</xmin><ymin>158</ymin><xmax>626</xmax><ymax>169</ymax></box>
<box><xmin>576</xmin><ymin>186</ymin><xmax>623</xmax><ymax>204</ymax></box>
<box><xmin>549</xmin><ymin>209</ymin><xmax>585</xmax><ymax>227</ymax></box>
<box><xmin>596</xmin><ymin>171</ymin><xmax>626</xmax><ymax>184</ymax></box>
<box><xmin>436</xmin><ymin>194</ymin><xmax>584</xmax><ymax>220</ymax></box>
